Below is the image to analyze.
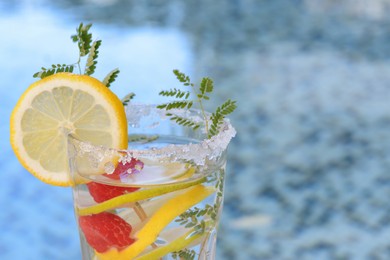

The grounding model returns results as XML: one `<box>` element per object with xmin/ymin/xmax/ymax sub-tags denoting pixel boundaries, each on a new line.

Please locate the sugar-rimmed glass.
<box><xmin>68</xmin><ymin>104</ymin><xmax>235</xmax><ymax>259</ymax></box>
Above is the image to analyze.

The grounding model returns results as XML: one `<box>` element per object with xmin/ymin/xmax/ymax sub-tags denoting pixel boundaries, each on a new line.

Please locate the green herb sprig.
<box><xmin>33</xmin><ymin>23</ymin><xmax>120</xmax><ymax>90</ymax></box>
<box><xmin>33</xmin><ymin>22</ymin><xmax>236</xmax><ymax>138</ymax></box>
<box><xmin>33</xmin><ymin>23</ymin><xmax>134</xmax><ymax>105</ymax></box>
<box><xmin>158</xmin><ymin>70</ymin><xmax>237</xmax><ymax>138</ymax></box>
<box><xmin>171</xmin><ymin>249</ymin><xmax>197</xmax><ymax>260</ymax></box>
<box><xmin>33</xmin><ymin>64</ymin><xmax>75</xmax><ymax>79</ymax></box>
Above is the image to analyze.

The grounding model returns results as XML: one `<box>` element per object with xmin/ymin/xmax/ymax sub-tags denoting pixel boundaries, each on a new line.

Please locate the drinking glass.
<box><xmin>68</xmin><ymin>104</ymin><xmax>236</xmax><ymax>260</ymax></box>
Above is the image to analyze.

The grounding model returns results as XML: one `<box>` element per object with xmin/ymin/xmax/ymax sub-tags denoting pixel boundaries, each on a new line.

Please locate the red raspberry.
<box><xmin>79</xmin><ymin>212</ymin><xmax>135</xmax><ymax>253</ymax></box>
<box><xmin>87</xmin><ymin>182</ymin><xmax>139</xmax><ymax>203</ymax></box>
<box><xmin>86</xmin><ymin>159</ymin><xmax>144</xmax><ymax>203</ymax></box>
<box><xmin>104</xmin><ymin>158</ymin><xmax>144</xmax><ymax>180</ymax></box>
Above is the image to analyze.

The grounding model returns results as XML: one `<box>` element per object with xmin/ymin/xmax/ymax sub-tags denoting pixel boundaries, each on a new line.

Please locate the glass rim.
<box><xmin>68</xmin><ymin>104</ymin><xmax>236</xmax><ymax>167</ymax></box>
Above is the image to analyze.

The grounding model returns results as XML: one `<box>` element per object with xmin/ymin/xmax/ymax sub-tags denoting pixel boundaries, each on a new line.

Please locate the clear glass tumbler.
<box><xmin>68</xmin><ymin>104</ymin><xmax>236</xmax><ymax>260</ymax></box>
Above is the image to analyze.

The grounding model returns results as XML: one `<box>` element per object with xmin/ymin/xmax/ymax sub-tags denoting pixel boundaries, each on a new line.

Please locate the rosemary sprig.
<box><xmin>158</xmin><ymin>70</ymin><xmax>237</xmax><ymax>138</ymax></box>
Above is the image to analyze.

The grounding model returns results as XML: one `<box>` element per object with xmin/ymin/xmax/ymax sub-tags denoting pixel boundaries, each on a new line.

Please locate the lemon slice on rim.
<box><xmin>10</xmin><ymin>73</ymin><xmax>128</xmax><ymax>186</ymax></box>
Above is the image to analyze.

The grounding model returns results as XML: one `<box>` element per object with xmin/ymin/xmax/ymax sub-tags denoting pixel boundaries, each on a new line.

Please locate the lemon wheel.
<box><xmin>10</xmin><ymin>73</ymin><xmax>128</xmax><ymax>186</ymax></box>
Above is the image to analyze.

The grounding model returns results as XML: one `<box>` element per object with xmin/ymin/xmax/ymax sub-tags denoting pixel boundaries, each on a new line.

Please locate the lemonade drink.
<box><xmin>69</xmin><ymin>105</ymin><xmax>235</xmax><ymax>259</ymax></box>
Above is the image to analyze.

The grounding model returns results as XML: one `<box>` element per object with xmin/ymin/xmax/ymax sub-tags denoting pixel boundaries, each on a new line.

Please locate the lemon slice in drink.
<box><xmin>10</xmin><ymin>73</ymin><xmax>128</xmax><ymax>186</ymax></box>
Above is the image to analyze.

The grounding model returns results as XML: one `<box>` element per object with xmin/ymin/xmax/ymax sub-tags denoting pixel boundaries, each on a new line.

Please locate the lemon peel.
<box><xmin>10</xmin><ymin>73</ymin><xmax>128</xmax><ymax>186</ymax></box>
<box><xmin>135</xmin><ymin>229</ymin><xmax>203</xmax><ymax>260</ymax></box>
<box><xmin>95</xmin><ymin>184</ymin><xmax>214</xmax><ymax>260</ymax></box>
<box><xmin>77</xmin><ymin>168</ymin><xmax>199</xmax><ymax>216</ymax></box>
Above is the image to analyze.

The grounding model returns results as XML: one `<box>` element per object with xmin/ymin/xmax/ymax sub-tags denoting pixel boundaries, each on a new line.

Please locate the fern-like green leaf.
<box><xmin>102</xmin><ymin>68</ymin><xmax>120</xmax><ymax>88</ymax></box>
<box><xmin>166</xmin><ymin>115</ymin><xmax>200</xmax><ymax>130</ymax></box>
<box><xmin>209</xmin><ymin>99</ymin><xmax>237</xmax><ymax>138</ymax></box>
<box><xmin>172</xmin><ymin>249</ymin><xmax>196</xmax><ymax>260</ymax></box>
<box><xmin>197</xmin><ymin>77</ymin><xmax>213</xmax><ymax>100</ymax></box>
<box><xmin>199</xmin><ymin>77</ymin><xmax>213</xmax><ymax>94</ymax></box>
<box><xmin>84</xmin><ymin>40</ymin><xmax>101</xmax><ymax>75</ymax></box>
<box><xmin>159</xmin><ymin>88</ymin><xmax>191</xmax><ymax>99</ymax></box>
<box><xmin>33</xmin><ymin>64</ymin><xmax>74</xmax><ymax>79</ymax></box>
<box><xmin>71</xmin><ymin>23</ymin><xmax>93</xmax><ymax>57</ymax></box>
<box><xmin>173</xmin><ymin>69</ymin><xmax>192</xmax><ymax>86</ymax></box>
<box><xmin>219</xmin><ymin>99</ymin><xmax>237</xmax><ymax>115</ymax></box>
<box><xmin>121</xmin><ymin>92</ymin><xmax>135</xmax><ymax>106</ymax></box>
<box><xmin>157</xmin><ymin>101</ymin><xmax>193</xmax><ymax>110</ymax></box>
<box><xmin>158</xmin><ymin>70</ymin><xmax>237</xmax><ymax>137</ymax></box>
